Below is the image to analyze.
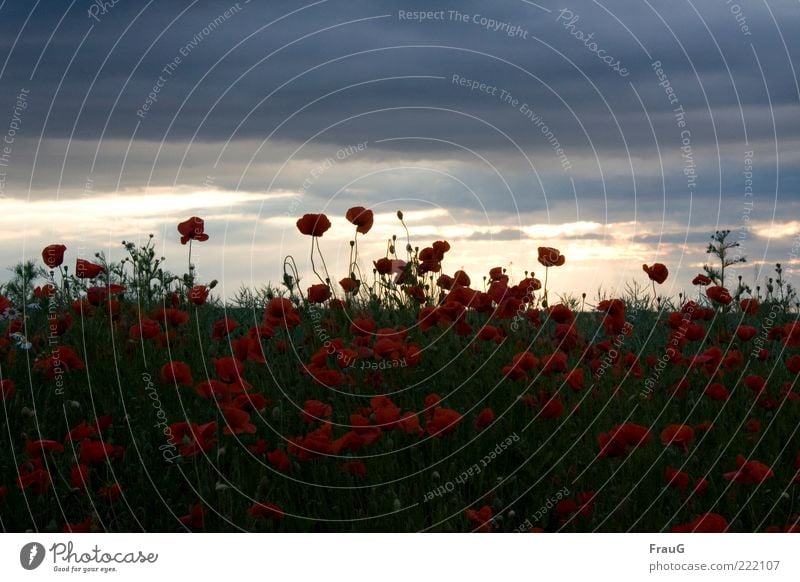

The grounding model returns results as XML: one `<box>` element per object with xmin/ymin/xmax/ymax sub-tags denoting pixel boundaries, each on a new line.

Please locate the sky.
<box><xmin>1</xmin><ymin>0</ymin><xmax>799</xmax><ymax>303</ymax></box>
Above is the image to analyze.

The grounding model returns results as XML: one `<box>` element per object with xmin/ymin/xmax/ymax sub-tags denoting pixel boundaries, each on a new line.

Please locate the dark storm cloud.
<box><xmin>0</xmin><ymin>0</ymin><xmax>797</xmax><ymax>231</ymax></box>
<box><xmin>1</xmin><ymin>0</ymin><xmax>798</xmax><ymax>145</ymax></box>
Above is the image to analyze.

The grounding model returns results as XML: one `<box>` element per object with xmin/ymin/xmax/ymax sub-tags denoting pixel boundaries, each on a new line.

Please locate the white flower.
<box><xmin>10</xmin><ymin>332</ymin><xmax>32</xmax><ymax>350</ymax></box>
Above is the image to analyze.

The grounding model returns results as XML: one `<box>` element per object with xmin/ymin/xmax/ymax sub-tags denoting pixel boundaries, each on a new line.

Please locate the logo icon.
<box><xmin>20</xmin><ymin>542</ymin><xmax>46</xmax><ymax>570</ymax></box>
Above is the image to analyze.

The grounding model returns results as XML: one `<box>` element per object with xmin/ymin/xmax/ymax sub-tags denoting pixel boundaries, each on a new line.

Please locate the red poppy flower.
<box><xmin>465</xmin><ymin>505</ymin><xmax>493</xmax><ymax>532</ymax></box>
<box><xmin>707</xmin><ymin>286</ymin><xmax>732</xmax><ymax>305</ymax></box>
<box><xmin>527</xmin><ymin>391</ymin><xmax>564</xmax><ymax>419</ymax></box>
<box><xmin>425</xmin><ymin>407</ymin><xmax>462</xmax><ymax>437</ymax></box>
<box><xmin>179</xmin><ymin>503</ymin><xmax>205</xmax><ymax>529</ymax></box>
<box><xmin>671</xmin><ymin>513</ymin><xmax>728</xmax><ymax>532</ymax></box>
<box><xmin>26</xmin><ymin>439</ymin><xmax>65</xmax><ymax>457</ymax></box>
<box><xmin>599</xmin><ymin>423</ymin><xmax>652</xmax><ymax>457</ymax></box>
<box><xmin>178</xmin><ymin>216</ymin><xmax>210</xmax><ymax>244</ymax></box>
<box><xmin>211</xmin><ymin>318</ymin><xmax>239</xmax><ymax>340</ymax></box>
<box><xmin>75</xmin><ymin>259</ymin><xmax>105</xmax><ymax>279</ymax></box>
<box><xmin>129</xmin><ymin>317</ymin><xmax>161</xmax><ymax>341</ymax></box>
<box><xmin>341</xmin><ymin>460</ymin><xmax>368</xmax><ymax>477</ymax></box>
<box><xmin>264</xmin><ymin>297</ymin><xmax>301</xmax><ymax>329</ymax></box>
<box><xmin>70</xmin><ymin>464</ymin><xmax>90</xmax><ymax>490</ymax></box>
<box><xmin>0</xmin><ymin>287</ymin><xmax>13</xmax><ymax>315</ymax></box>
<box><xmin>660</xmin><ymin>424</ymin><xmax>694</xmax><ymax>452</ymax></box>
<box><xmin>168</xmin><ymin>421</ymin><xmax>218</xmax><ymax>457</ymax></box>
<box><xmin>474</xmin><ymin>408</ymin><xmax>495</xmax><ymax>429</ymax></box>
<box><xmin>289</xmin><ymin>423</ymin><xmax>334</xmax><ymax>461</ymax></box>
<box><xmin>222</xmin><ymin>407</ymin><xmax>257</xmax><ymax>435</ymax></box>
<box><xmin>665</xmin><ymin>467</ymin><xmax>690</xmax><ymax>491</ymax></box>
<box><xmin>212</xmin><ymin>356</ymin><xmax>244</xmax><ymax>384</ymax></box>
<box><xmin>538</xmin><ymin>247</ymin><xmax>565</xmax><ymax>267</ymax></box>
<box><xmin>296</xmin><ymin>213</ymin><xmax>331</xmax><ymax>237</ymax></box>
<box><xmin>736</xmin><ymin>325</ymin><xmax>758</xmax><ymax>341</ymax></box>
<box><xmin>189</xmin><ymin>285</ymin><xmax>210</xmax><ymax>305</ymax></box>
<box><xmin>643</xmin><ymin>263</ymin><xmax>669</xmax><ymax>284</ymax></box>
<box><xmin>248</xmin><ymin>502</ymin><xmax>284</xmax><ymax>520</ymax></box>
<box><xmin>723</xmin><ymin>455</ymin><xmax>774</xmax><ymax>484</ymax></box>
<box><xmin>267</xmin><ymin>449</ymin><xmax>291</xmax><ymax>472</ymax></box>
<box><xmin>79</xmin><ymin>439</ymin><xmax>119</xmax><ymax>465</ymax></box>
<box><xmin>692</xmin><ymin>477</ymin><xmax>709</xmax><ymax>496</ymax></box>
<box><xmin>345</xmin><ymin>206</ymin><xmax>374</xmax><ymax>234</ymax></box>
<box><xmin>65</xmin><ymin>421</ymin><xmax>97</xmax><ymax>442</ymax></box>
<box><xmin>740</xmin><ymin>298</ymin><xmax>759</xmax><ymax>315</ymax></box>
<box><xmin>373</xmin><ymin>257</ymin><xmax>393</xmax><ymax>275</ymax></box>
<box><xmin>565</xmin><ymin>368</ymin><xmax>585</xmax><ymax>391</ymax></box>
<box><xmin>301</xmin><ymin>400</ymin><xmax>333</xmax><ymax>424</ymax></box>
<box><xmin>339</xmin><ymin>277</ymin><xmax>359</xmax><ymax>294</ymax></box>
<box><xmin>34</xmin><ymin>346</ymin><xmax>85</xmax><ymax>378</ymax></box>
<box><xmin>307</xmin><ymin>284</ymin><xmax>331</xmax><ymax>303</ymax></box>
<box><xmin>787</xmin><ymin>355</ymin><xmax>800</xmax><ymax>374</ymax></box>
<box><xmin>692</xmin><ymin>274</ymin><xmax>712</xmax><ymax>286</ymax></box>
<box><xmin>0</xmin><ymin>379</ymin><xmax>15</xmax><ymax>401</ymax></box>
<box><xmin>549</xmin><ymin>304</ymin><xmax>575</xmax><ymax>323</ymax></box>
<box><xmin>155</xmin><ymin>307</ymin><xmax>190</xmax><ymax>327</ymax></box>
<box><xmin>86</xmin><ymin>285</ymin><xmax>125</xmax><ymax>307</ymax></box>
<box><xmin>744</xmin><ymin>375</ymin><xmax>766</xmax><ymax>394</ymax></box>
<box><xmin>16</xmin><ymin>459</ymin><xmax>52</xmax><ymax>495</ymax></box>
<box><xmin>42</xmin><ymin>244</ymin><xmax>67</xmax><ymax>268</ymax></box>
<box><xmin>33</xmin><ymin>283</ymin><xmax>56</xmax><ymax>298</ymax></box>
<box><xmin>556</xmin><ymin>499</ymin><xmax>578</xmax><ymax>516</ymax></box>
<box><xmin>160</xmin><ymin>360</ymin><xmax>193</xmax><ymax>387</ymax></box>
<box><xmin>704</xmin><ymin>383</ymin><xmax>730</xmax><ymax>401</ymax></box>
<box><xmin>403</xmin><ymin>285</ymin><xmax>426</xmax><ymax>303</ymax></box>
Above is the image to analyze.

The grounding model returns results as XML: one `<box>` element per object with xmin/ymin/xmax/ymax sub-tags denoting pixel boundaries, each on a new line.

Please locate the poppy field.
<box><xmin>1</xmin><ymin>211</ymin><xmax>799</xmax><ymax>533</ymax></box>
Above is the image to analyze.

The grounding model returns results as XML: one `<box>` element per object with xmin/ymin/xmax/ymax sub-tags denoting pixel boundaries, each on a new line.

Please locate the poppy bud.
<box><xmin>397</xmin><ymin>210</ymin><xmax>404</xmax><ymax>220</ymax></box>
